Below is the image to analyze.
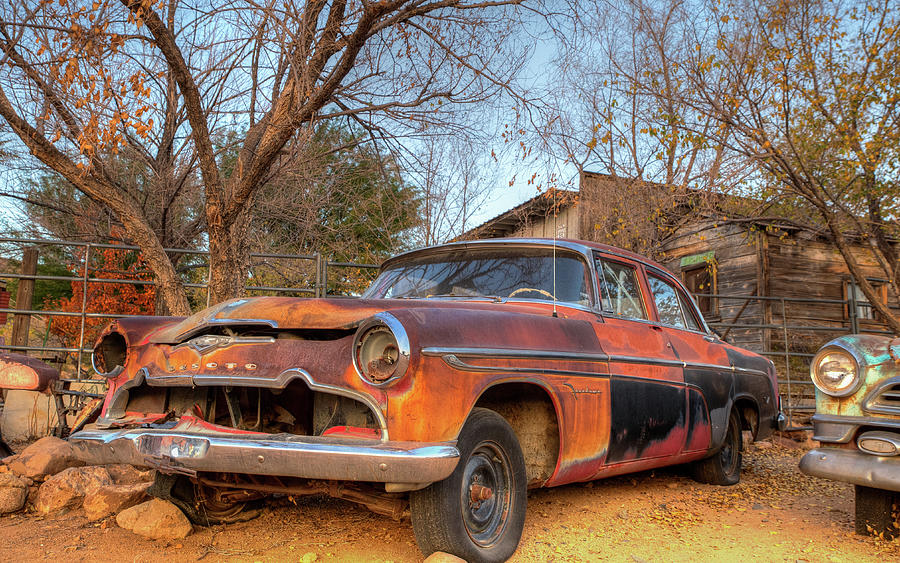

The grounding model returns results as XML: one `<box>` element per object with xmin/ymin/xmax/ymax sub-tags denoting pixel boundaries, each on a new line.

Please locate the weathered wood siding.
<box><xmin>511</xmin><ymin>203</ymin><xmax>580</xmax><ymax>239</ymax></box>
<box><xmin>767</xmin><ymin>234</ymin><xmax>899</xmax><ymax>351</ymax></box>
<box><xmin>660</xmin><ymin>220</ymin><xmax>898</xmax><ymax>358</ymax></box>
<box><xmin>659</xmin><ymin>221</ymin><xmax>765</xmax><ymax>352</ymax></box>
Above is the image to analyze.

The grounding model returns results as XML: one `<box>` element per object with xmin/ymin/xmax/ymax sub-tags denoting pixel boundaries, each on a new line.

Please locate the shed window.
<box><xmin>682</xmin><ymin>264</ymin><xmax>717</xmax><ymax>316</ymax></box>
<box><xmin>844</xmin><ymin>280</ymin><xmax>887</xmax><ymax>321</ymax></box>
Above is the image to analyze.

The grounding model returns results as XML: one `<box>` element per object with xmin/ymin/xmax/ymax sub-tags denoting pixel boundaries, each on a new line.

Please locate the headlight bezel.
<box><xmin>92</xmin><ymin>331</ymin><xmax>128</xmax><ymax>378</ymax></box>
<box><xmin>353</xmin><ymin>312</ymin><xmax>410</xmax><ymax>387</ymax></box>
<box><xmin>810</xmin><ymin>345</ymin><xmax>862</xmax><ymax>397</ymax></box>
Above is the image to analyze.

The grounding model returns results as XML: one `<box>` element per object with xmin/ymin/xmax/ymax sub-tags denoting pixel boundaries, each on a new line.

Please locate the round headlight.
<box><xmin>92</xmin><ymin>331</ymin><xmax>127</xmax><ymax>378</ymax></box>
<box><xmin>353</xmin><ymin>313</ymin><xmax>410</xmax><ymax>386</ymax></box>
<box><xmin>811</xmin><ymin>348</ymin><xmax>860</xmax><ymax>397</ymax></box>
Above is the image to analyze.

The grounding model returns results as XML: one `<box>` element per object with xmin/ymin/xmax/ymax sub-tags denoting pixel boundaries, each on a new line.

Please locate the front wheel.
<box><xmin>855</xmin><ymin>485</ymin><xmax>900</xmax><ymax>539</ymax></box>
<box><xmin>690</xmin><ymin>408</ymin><xmax>742</xmax><ymax>486</ymax></box>
<box><xmin>147</xmin><ymin>473</ymin><xmax>259</xmax><ymax>525</ymax></box>
<box><xmin>411</xmin><ymin>408</ymin><xmax>527</xmax><ymax>562</ymax></box>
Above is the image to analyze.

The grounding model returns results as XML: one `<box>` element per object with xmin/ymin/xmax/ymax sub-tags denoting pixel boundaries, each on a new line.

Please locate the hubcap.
<box><xmin>460</xmin><ymin>441</ymin><xmax>512</xmax><ymax>547</ymax></box>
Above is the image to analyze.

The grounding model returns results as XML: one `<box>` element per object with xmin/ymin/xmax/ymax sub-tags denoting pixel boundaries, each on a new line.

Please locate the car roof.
<box><xmin>381</xmin><ymin>238</ymin><xmax>670</xmax><ymax>273</ymax></box>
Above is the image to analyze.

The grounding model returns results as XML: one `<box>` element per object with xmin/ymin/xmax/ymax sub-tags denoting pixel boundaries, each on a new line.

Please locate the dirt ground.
<box><xmin>1</xmin><ymin>440</ymin><xmax>899</xmax><ymax>562</ymax></box>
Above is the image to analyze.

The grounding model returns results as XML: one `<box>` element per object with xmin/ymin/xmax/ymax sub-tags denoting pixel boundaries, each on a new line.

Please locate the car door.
<box><xmin>645</xmin><ymin>269</ymin><xmax>733</xmax><ymax>453</ymax></box>
<box><xmin>591</xmin><ymin>253</ymin><xmax>686</xmax><ymax>464</ymax></box>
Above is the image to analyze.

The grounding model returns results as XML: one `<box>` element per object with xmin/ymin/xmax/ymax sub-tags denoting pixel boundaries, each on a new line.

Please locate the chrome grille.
<box><xmin>865</xmin><ymin>382</ymin><xmax>900</xmax><ymax>415</ymax></box>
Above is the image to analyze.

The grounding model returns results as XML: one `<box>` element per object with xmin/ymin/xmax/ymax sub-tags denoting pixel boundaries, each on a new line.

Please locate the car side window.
<box><xmin>594</xmin><ymin>256</ymin><xmax>647</xmax><ymax>320</ymax></box>
<box><xmin>648</xmin><ymin>274</ymin><xmax>701</xmax><ymax>331</ymax></box>
<box><xmin>648</xmin><ymin>275</ymin><xmax>686</xmax><ymax>328</ymax></box>
<box><xmin>678</xmin><ymin>292</ymin><xmax>702</xmax><ymax>331</ymax></box>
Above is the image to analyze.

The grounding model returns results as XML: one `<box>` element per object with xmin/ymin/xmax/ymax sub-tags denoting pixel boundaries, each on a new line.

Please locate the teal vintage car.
<box><xmin>799</xmin><ymin>334</ymin><xmax>900</xmax><ymax>538</ymax></box>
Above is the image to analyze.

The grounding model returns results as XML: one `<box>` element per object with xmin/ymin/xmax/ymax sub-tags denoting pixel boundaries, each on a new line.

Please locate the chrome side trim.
<box><xmin>733</xmin><ymin>366</ymin><xmax>769</xmax><ymax>378</ymax></box>
<box><xmin>800</xmin><ymin>447</ymin><xmax>900</xmax><ymax>493</ymax></box>
<box><xmin>442</xmin><ymin>354</ymin><xmax>606</xmax><ymax>378</ymax></box>
<box><xmin>608</xmin><ymin>354</ymin><xmax>685</xmax><ymax>369</ymax></box>
<box><xmin>69</xmin><ymin>429</ymin><xmax>459</xmax><ymax>484</ymax></box>
<box><xmin>424</xmin><ymin>346</ymin><xmax>745</xmax><ymax>377</ymax></box>
<box><xmin>422</xmin><ymin>347</ymin><xmax>610</xmax><ymax>363</ymax></box>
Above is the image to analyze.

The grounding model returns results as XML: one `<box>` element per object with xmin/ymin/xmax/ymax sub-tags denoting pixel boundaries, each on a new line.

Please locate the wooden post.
<box><xmin>11</xmin><ymin>247</ymin><xmax>39</xmax><ymax>349</ymax></box>
<box><xmin>756</xmin><ymin>231</ymin><xmax>771</xmax><ymax>352</ymax></box>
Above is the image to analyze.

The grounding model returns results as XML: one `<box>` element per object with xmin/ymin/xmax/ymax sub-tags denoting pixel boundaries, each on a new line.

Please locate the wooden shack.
<box><xmin>465</xmin><ymin>171</ymin><xmax>899</xmax><ymax>362</ymax></box>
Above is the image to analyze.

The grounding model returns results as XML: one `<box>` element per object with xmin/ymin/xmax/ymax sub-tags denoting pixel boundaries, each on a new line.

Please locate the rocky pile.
<box><xmin>0</xmin><ymin>436</ymin><xmax>193</xmax><ymax>539</ymax></box>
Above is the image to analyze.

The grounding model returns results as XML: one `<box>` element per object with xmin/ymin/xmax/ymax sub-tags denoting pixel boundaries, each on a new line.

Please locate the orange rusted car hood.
<box><xmin>149</xmin><ymin>296</ymin><xmax>566</xmax><ymax>344</ymax></box>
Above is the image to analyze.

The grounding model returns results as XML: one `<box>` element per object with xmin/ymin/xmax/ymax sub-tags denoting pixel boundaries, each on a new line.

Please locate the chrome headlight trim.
<box><xmin>92</xmin><ymin>332</ymin><xmax>127</xmax><ymax>379</ymax></box>
<box><xmin>810</xmin><ymin>345</ymin><xmax>862</xmax><ymax>397</ymax></box>
<box><xmin>353</xmin><ymin>312</ymin><xmax>410</xmax><ymax>387</ymax></box>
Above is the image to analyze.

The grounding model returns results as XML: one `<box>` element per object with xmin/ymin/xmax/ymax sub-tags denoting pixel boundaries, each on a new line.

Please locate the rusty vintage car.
<box><xmin>800</xmin><ymin>335</ymin><xmax>900</xmax><ymax>538</ymax></box>
<box><xmin>70</xmin><ymin>238</ymin><xmax>784</xmax><ymax>561</ymax></box>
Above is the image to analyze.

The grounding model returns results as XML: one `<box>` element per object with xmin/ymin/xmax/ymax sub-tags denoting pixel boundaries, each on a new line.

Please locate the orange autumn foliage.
<box><xmin>49</xmin><ymin>247</ymin><xmax>156</xmax><ymax>349</ymax></box>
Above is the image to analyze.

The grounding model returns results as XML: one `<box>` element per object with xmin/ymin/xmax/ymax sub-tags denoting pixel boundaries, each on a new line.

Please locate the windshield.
<box><xmin>363</xmin><ymin>247</ymin><xmax>593</xmax><ymax>306</ymax></box>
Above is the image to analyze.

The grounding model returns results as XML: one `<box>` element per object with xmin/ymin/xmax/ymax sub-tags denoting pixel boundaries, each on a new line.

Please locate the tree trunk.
<box><xmin>206</xmin><ymin>213</ymin><xmax>253</xmax><ymax>305</ymax></box>
<box><xmin>823</xmin><ymin>212</ymin><xmax>900</xmax><ymax>335</ymax></box>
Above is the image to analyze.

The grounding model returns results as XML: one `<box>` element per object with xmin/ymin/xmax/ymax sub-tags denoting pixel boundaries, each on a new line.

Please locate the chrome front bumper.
<box><xmin>69</xmin><ymin>429</ymin><xmax>460</xmax><ymax>484</ymax></box>
<box><xmin>799</xmin><ymin>447</ymin><xmax>900</xmax><ymax>493</ymax></box>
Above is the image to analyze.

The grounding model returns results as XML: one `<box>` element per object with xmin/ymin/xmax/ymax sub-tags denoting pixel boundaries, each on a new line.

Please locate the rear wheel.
<box><xmin>855</xmin><ymin>485</ymin><xmax>900</xmax><ymax>539</ymax></box>
<box><xmin>691</xmin><ymin>408</ymin><xmax>742</xmax><ymax>486</ymax></box>
<box><xmin>411</xmin><ymin>408</ymin><xmax>527</xmax><ymax>562</ymax></box>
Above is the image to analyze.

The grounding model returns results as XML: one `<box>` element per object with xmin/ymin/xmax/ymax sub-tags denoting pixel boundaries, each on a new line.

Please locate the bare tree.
<box><xmin>0</xmin><ymin>0</ymin><xmax>535</xmax><ymax>314</ymax></box>
<box><xmin>674</xmin><ymin>0</ymin><xmax>900</xmax><ymax>333</ymax></box>
<box><xmin>412</xmin><ymin>131</ymin><xmax>498</xmax><ymax>245</ymax></box>
<box><xmin>532</xmin><ymin>0</ymin><xmax>739</xmax><ymax>256</ymax></box>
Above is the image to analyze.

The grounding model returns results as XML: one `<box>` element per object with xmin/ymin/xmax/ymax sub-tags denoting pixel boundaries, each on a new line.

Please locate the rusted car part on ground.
<box><xmin>0</xmin><ymin>352</ymin><xmax>103</xmax><ymax>456</ymax></box>
<box><xmin>0</xmin><ymin>352</ymin><xmax>58</xmax><ymax>457</ymax></box>
<box><xmin>800</xmin><ymin>335</ymin><xmax>900</xmax><ymax>539</ymax></box>
<box><xmin>69</xmin><ymin>238</ymin><xmax>785</xmax><ymax>562</ymax></box>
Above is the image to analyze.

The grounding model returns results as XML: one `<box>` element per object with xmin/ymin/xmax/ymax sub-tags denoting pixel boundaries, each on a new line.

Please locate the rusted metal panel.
<box><xmin>0</xmin><ymin>352</ymin><xmax>59</xmax><ymax>392</ymax></box>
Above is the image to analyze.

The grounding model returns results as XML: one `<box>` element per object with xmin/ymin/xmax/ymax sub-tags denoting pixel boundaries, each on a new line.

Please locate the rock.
<box><xmin>0</xmin><ymin>472</ymin><xmax>28</xmax><ymax>513</ymax></box>
<box><xmin>424</xmin><ymin>553</ymin><xmax>467</xmax><ymax>563</ymax></box>
<box><xmin>116</xmin><ymin>499</ymin><xmax>192</xmax><ymax>540</ymax></box>
<box><xmin>83</xmin><ymin>482</ymin><xmax>151</xmax><ymax>521</ymax></box>
<box><xmin>104</xmin><ymin>464</ymin><xmax>154</xmax><ymax>485</ymax></box>
<box><xmin>26</xmin><ymin>485</ymin><xmax>39</xmax><ymax>507</ymax></box>
<box><xmin>6</xmin><ymin>436</ymin><xmax>84</xmax><ymax>479</ymax></box>
<box><xmin>35</xmin><ymin>466</ymin><xmax>113</xmax><ymax>514</ymax></box>
<box><xmin>300</xmin><ymin>552</ymin><xmax>318</xmax><ymax>563</ymax></box>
